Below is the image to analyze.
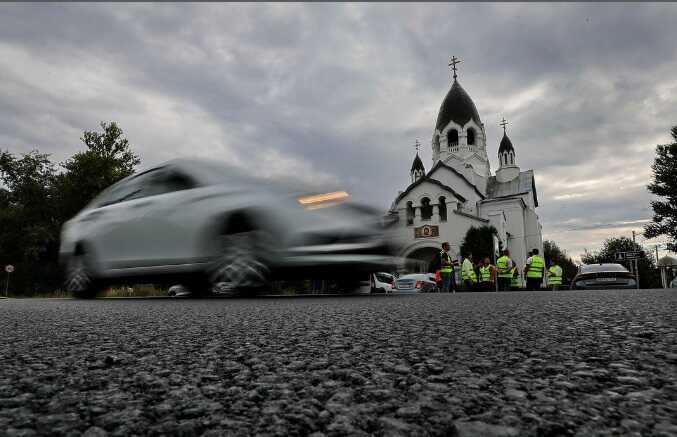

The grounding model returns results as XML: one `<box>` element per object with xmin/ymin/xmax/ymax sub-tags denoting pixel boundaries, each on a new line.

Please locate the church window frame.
<box><xmin>433</xmin><ymin>135</ymin><xmax>440</xmax><ymax>156</ymax></box>
<box><xmin>466</xmin><ymin>127</ymin><xmax>476</xmax><ymax>146</ymax></box>
<box><xmin>447</xmin><ymin>129</ymin><xmax>459</xmax><ymax>147</ymax></box>
<box><xmin>406</xmin><ymin>201</ymin><xmax>414</xmax><ymax>225</ymax></box>
<box><xmin>420</xmin><ymin>197</ymin><xmax>433</xmax><ymax>221</ymax></box>
<box><xmin>438</xmin><ymin>196</ymin><xmax>447</xmax><ymax>222</ymax></box>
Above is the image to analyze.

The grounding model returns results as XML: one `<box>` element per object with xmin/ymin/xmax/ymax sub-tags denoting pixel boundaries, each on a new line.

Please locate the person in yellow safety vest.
<box><xmin>436</xmin><ymin>242</ymin><xmax>455</xmax><ymax>293</ymax></box>
<box><xmin>547</xmin><ymin>259</ymin><xmax>563</xmax><ymax>291</ymax></box>
<box><xmin>510</xmin><ymin>267</ymin><xmax>521</xmax><ymax>290</ymax></box>
<box><xmin>496</xmin><ymin>249</ymin><xmax>514</xmax><ymax>291</ymax></box>
<box><xmin>479</xmin><ymin>257</ymin><xmax>495</xmax><ymax>292</ymax></box>
<box><xmin>524</xmin><ymin>248</ymin><xmax>545</xmax><ymax>291</ymax></box>
<box><xmin>461</xmin><ymin>253</ymin><xmax>477</xmax><ymax>291</ymax></box>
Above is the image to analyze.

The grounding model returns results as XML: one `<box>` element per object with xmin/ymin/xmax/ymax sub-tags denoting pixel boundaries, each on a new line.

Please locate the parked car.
<box><xmin>370</xmin><ymin>272</ymin><xmax>395</xmax><ymax>293</ymax></box>
<box><xmin>570</xmin><ymin>263</ymin><xmax>637</xmax><ymax>290</ymax></box>
<box><xmin>60</xmin><ymin>158</ymin><xmax>395</xmax><ymax>298</ymax></box>
<box><xmin>395</xmin><ymin>273</ymin><xmax>438</xmax><ymax>293</ymax></box>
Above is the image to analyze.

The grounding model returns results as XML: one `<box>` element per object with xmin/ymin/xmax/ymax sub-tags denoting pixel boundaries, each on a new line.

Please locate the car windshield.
<box><xmin>579</xmin><ymin>263</ymin><xmax>629</xmax><ymax>274</ymax></box>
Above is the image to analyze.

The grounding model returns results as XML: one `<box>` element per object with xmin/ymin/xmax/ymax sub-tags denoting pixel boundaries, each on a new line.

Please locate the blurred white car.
<box><xmin>370</xmin><ymin>272</ymin><xmax>395</xmax><ymax>293</ymax></box>
<box><xmin>60</xmin><ymin>158</ymin><xmax>395</xmax><ymax>298</ymax></box>
<box><xmin>167</xmin><ymin>284</ymin><xmax>191</xmax><ymax>297</ymax></box>
<box><xmin>395</xmin><ymin>273</ymin><xmax>438</xmax><ymax>293</ymax></box>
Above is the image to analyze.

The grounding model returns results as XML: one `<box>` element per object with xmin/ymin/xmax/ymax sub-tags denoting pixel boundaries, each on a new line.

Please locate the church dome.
<box><xmin>498</xmin><ymin>132</ymin><xmax>514</xmax><ymax>154</ymax></box>
<box><xmin>411</xmin><ymin>153</ymin><xmax>425</xmax><ymax>172</ymax></box>
<box><xmin>435</xmin><ymin>80</ymin><xmax>482</xmax><ymax>131</ymax></box>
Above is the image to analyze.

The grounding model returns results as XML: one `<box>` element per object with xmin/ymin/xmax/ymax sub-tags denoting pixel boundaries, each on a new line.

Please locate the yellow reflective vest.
<box><xmin>511</xmin><ymin>267</ymin><xmax>521</xmax><ymax>288</ymax></box>
<box><xmin>496</xmin><ymin>256</ymin><xmax>512</xmax><ymax>278</ymax></box>
<box><xmin>440</xmin><ymin>251</ymin><xmax>453</xmax><ymax>273</ymax></box>
<box><xmin>548</xmin><ymin>265</ymin><xmax>563</xmax><ymax>285</ymax></box>
<box><xmin>462</xmin><ymin>258</ymin><xmax>477</xmax><ymax>282</ymax></box>
<box><xmin>527</xmin><ymin>255</ymin><xmax>545</xmax><ymax>278</ymax></box>
<box><xmin>479</xmin><ymin>266</ymin><xmax>492</xmax><ymax>282</ymax></box>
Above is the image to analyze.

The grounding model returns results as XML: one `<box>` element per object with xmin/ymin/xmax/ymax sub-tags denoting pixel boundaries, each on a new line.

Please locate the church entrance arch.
<box><xmin>403</xmin><ymin>245</ymin><xmax>440</xmax><ymax>273</ymax></box>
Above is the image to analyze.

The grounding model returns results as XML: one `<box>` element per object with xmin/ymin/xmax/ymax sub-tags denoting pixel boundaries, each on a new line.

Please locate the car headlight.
<box><xmin>298</xmin><ymin>191</ymin><xmax>350</xmax><ymax>209</ymax></box>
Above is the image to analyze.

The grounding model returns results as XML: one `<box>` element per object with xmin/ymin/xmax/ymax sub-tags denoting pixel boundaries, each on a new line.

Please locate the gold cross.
<box><xmin>448</xmin><ymin>56</ymin><xmax>461</xmax><ymax>80</ymax></box>
<box><xmin>414</xmin><ymin>139</ymin><xmax>420</xmax><ymax>153</ymax></box>
<box><xmin>500</xmin><ymin>117</ymin><xmax>508</xmax><ymax>133</ymax></box>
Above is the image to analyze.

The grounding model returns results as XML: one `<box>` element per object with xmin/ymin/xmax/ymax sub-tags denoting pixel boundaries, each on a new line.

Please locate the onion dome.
<box><xmin>498</xmin><ymin>132</ymin><xmax>514</xmax><ymax>154</ymax></box>
<box><xmin>435</xmin><ymin>80</ymin><xmax>482</xmax><ymax>131</ymax></box>
<box><xmin>411</xmin><ymin>153</ymin><xmax>425</xmax><ymax>173</ymax></box>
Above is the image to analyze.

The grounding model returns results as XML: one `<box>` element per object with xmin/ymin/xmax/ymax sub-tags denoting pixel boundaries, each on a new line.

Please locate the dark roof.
<box><xmin>435</xmin><ymin>80</ymin><xmax>482</xmax><ymax>131</ymax></box>
<box><xmin>498</xmin><ymin>132</ymin><xmax>514</xmax><ymax>154</ymax></box>
<box><xmin>411</xmin><ymin>153</ymin><xmax>425</xmax><ymax>173</ymax></box>
<box><xmin>427</xmin><ymin>160</ymin><xmax>486</xmax><ymax>199</ymax></box>
<box><xmin>395</xmin><ymin>176</ymin><xmax>467</xmax><ymax>205</ymax></box>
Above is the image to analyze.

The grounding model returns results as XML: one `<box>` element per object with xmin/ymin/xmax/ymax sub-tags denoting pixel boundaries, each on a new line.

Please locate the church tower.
<box><xmin>410</xmin><ymin>140</ymin><xmax>425</xmax><ymax>183</ymax></box>
<box><xmin>496</xmin><ymin>118</ymin><xmax>520</xmax><ymax>183</ymax></box>
<box><xmin>431</xmin><ymin>57</ymin><xmax>490</xmax><ymax>182</ymax></box>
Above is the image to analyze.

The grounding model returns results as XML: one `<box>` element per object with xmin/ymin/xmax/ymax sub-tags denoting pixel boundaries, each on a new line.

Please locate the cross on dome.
<box><xmin>500</xmin><ymin>117</ymin><xmax>508</xmax><ymax>133</ymax></box>
<box><xmin>414</xmin><ymin>139</ymin><xmax>421</xmax><ymax>153</ymax></box>
<box><xmin>448</xmin><ymin>56</ymin><xmax>461</xmax><ymax>81</ymax></box>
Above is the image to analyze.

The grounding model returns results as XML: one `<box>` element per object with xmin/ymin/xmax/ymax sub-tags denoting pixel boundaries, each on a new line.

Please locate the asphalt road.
<box><xmin>1</xmin><ymin>290</ymin><xmax>676</xmax><ymax>437</ymax></box>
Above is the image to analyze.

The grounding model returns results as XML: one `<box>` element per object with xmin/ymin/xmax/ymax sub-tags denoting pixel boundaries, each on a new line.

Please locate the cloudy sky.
<box><xmin>2</xmin><ymin>3</ymin><xmax>676</xmax><ymax>260</ymax></box>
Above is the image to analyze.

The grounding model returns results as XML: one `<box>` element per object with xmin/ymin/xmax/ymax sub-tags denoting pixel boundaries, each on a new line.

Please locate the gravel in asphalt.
<box><xmin>0</xmin><ymin>290</ymin><xmax>676</xmax><ymax>436</ymax></box>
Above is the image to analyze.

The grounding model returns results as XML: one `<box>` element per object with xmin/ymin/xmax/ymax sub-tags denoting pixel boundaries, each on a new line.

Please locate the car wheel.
<box><xmin>209</xmin><ymin>229</ymin><xmax>271</xmax><ymax>294</ymax></box>
<box><xmin>64</xmin><ymin>253</ymin><xmax>101</xmax><ymax>299</ymax></box>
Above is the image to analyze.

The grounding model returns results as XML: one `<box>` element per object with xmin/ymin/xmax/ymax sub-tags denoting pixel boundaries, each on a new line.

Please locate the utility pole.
<box><xmin>632</xmin><ymin>230</ymin><xmax>636</xmax><ymax>244</ymax></box>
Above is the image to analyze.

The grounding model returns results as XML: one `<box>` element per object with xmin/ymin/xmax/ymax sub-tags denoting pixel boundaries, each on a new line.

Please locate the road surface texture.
<box><xmin>1</xmin><ymin>290</ymin><xmax>676</xmax><ymax>437</ymax></box>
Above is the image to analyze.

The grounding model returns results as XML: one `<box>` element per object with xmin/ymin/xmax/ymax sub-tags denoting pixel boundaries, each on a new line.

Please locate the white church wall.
<box><xmin>426</xmin><ymin>167</ymin><xmax>485</xmax><ymax>208</ymax></box>
<box><xmin>480</xmin><ymin>199</ymin><xmax>530</xmax><ymax>271</ymax></box>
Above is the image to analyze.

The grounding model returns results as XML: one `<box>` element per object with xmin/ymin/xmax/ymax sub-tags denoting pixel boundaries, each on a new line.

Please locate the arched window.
<box><xmin>510</xmin><ymin>153</ymin><xmax>514</xmax><ymax>165</ymax></box>
<box><xmin>438</xmin><ymin>196</ymin><xmax>447</xmax><ymax>222</ymax></box>
<box><xmin>433</xmin><ymin>135</ymin><xmax>440</xmax><ymax>155</ymax></box>
<box><xmin>447</xmin><ymin>129</ymin><xmax>458</xmax><ymax>146</ymax></box>
<box><xmin>467</xmin><ymin>128</ymin><xmax>476</xmax><ymax>146</ymax></box>
<box><xmin>406</xmin><ymin>201</ymin><xmax>414</xmax><ymax>225</ymax></box>
<box><xmin>421</xmin><ymin>197</ymin><xmax>433</xmax><ymax>220</ymax></box>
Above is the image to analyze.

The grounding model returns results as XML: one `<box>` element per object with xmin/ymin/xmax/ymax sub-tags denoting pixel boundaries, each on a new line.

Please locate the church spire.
<box><xmin>410</xmin><ymin>139</ymin><xmax>425</xmax><ymax>183</ymax></box>
<box><xmin>496</xmin><ymin>118</ymin><xmax>520</xmax><ymax>182</ymax></box>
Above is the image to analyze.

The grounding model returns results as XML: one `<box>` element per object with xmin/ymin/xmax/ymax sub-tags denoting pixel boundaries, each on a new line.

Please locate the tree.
<box><xmin>580</xmin><ymin>236</ymin><xmax>660</xmax><ymax>288</ymax></box>
<box><xmin>0</xmin><ymin>121</ymin><xmax>140</xmax><ymax>295</ymax></box>
<box><xmin>644</xmin><ymin>125</ymin><xmax>677</xmax><ymax>251</ymax></box>
<box><xmin>543</xmin><ymin>240</ymin><xmax>578</xmax><ymax>282</ymax></box>
<box><xmin>0</xmin><ymin>150</ymin><xmax>61</xmax><ymax>293</ymax></box>
<box><xmin>53</xmin><ymin>121</ymin><xmax>140</xmax><ymax>221</ymax></box>
<box><xmin>460</xmin><ymin>225</ymin><xmax>498</xmax><ymax>261</ymax></box>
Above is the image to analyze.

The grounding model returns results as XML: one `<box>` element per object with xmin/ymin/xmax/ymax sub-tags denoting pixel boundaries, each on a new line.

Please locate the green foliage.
<box><xmin>543</xmin><ymin>240</ymin><xmax>577</xmax><ymax>282</ymax></box>
<box><xmin>581</xmin><ymin>236</ymin><xmax>660</xmax><ymax>288</ymax></box>
<box><xmin>644</xmin><ymin>125</ymin><xmax>677</xmax><ymax>252</ymax></box>
<box><xmin>53</xmin><ymin>121</ymin><xmax>140</xmax><ymax>221</ymax></box>
<box><xmin>0</xmin><ymin>122</ymin><xmax>139</xmax><ymax>295</ymax></box>
<box><xmin>0</xmin><ymin>150</ymin><xmax>61</xmax><ymax>293</ymax></box>
<box><xmin>460</xmin><ymin>225</ymin><xmax>497</xmax><ymax>260</ymax></box>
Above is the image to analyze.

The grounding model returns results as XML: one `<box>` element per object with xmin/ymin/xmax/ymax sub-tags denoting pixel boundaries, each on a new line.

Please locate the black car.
<box><xmin>570</xmin><ymin>263</ymin><xmax>637</xmax><ymax>290</ymax></box>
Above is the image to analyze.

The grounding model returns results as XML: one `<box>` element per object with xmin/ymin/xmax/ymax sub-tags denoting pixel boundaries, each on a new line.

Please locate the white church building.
<box><xmin>386</xmin><ymin>60</ymin><xmax>543</xmax><ymax>278</ymax></box>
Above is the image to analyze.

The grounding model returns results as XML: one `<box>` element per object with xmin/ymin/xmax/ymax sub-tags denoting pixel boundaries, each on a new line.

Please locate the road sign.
<box><xmin>615</xmin><ymin>251</ymin><xmax>643</xmax><ymax>260</ymax></box>
<box><xmin>5</xmin><ymin>265</ymin><xmax>13</xmax><ymax>273</ymax></box>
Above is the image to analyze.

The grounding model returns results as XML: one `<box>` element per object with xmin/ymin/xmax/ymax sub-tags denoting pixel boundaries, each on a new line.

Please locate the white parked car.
<box><xmin>370</xmin><ymin>272</ymin><xmax>395</xmax><ymax>293</ymax></box>
<box><xmin>395</xmin><ymin>273</ymin><xmax>438</xmax><ymax>293</ymax></box>
<box><xmin>59</xmin><ymin>158</ymin><xmax>395</xmax><ymax>298</ymax></box>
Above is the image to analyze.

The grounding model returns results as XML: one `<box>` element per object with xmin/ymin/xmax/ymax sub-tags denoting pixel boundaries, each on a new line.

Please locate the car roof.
<box><xmin>579</xmin><ymin>263</ymin><xmax>629</xmax><ymax>273</ymax></box>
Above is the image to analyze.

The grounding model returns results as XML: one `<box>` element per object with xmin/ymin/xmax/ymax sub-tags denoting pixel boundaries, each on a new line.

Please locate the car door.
<box><xmin>124</xmin><ymin>166</ymin><xmax>203</xmax><ymax>267</ymax></box>
<box><xmin>96</xmin><ymin>168</ymin><xmax>160</xmax><ymax>271</ymax></box>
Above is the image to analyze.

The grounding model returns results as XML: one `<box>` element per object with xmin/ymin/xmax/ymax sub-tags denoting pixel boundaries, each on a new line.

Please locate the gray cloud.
<box><xmin>1</xmin><ymin>3</ymin><xmax>676</xmax><ymax>259</ymax></box>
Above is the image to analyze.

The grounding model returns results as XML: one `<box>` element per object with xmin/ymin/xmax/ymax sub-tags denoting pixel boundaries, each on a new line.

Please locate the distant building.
<box><xmin>387</xmin><ymin>59</ymin><xmax>543</xmax><ymax>278</ymax></box>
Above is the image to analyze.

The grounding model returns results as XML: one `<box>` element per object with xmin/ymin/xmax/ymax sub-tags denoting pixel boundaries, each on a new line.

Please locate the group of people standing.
<box><xmin>429</xmin><ymin>242</ymin><xmax>564</xmax><ymax>292</ymax></box>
